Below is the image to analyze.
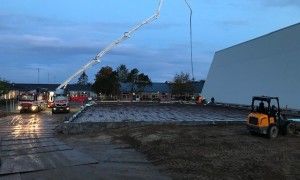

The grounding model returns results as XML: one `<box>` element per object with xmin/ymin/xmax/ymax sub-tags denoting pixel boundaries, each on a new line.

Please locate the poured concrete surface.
<box><xmin>73</xmin><ymin>104</ymin><xmax>248</xmax><ymax>123</ymax></box>
<box><xmin>0</xmin><ymin>113</ymin><xmax>97</xmax><ymax>175</ymax></box>
<box><xmin>0</xmin><ymin>111</ymin><xmax>170</xmax><ymax>179</ymax></box>
<box><xmin>5</xmin><ymin>134</ymin><xmax>170</xmax><ymax>180</ymax></box>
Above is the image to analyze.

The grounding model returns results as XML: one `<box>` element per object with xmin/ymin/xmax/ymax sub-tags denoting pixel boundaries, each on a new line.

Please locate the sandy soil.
<box><xmin>107</xmin><ymin>124</ymin><xmax>300</xmax><ymax>180</ymax></box>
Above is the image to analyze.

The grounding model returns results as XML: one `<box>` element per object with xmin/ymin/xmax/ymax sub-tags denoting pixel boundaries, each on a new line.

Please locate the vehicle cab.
<box><xmin>52</xmin><ymin>94</ymin><xmax>70</xmax><ymax>114</ymax></box>
<box><xmin>246</xmin><ymin>96</ymin><xmax>295</xmax><ymax>138</ymax></box>
<box><xmin>17</xmin><ymin>93</ymin><xmax>39</xmax><ymax>113</ymax></box>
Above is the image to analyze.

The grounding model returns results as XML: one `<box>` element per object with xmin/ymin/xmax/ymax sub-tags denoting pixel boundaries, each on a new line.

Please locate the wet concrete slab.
<box><xmin>1</xmin><ymin>135</ymin><xmax>56</xmax><ymax>141</ymax></box>
<box><xmin>2</xmin><ymin>140</ymin><xmax>65</xmax><ymax>151</ymax></box>
<box><xmin>0</xmin><ymin>111</ymin><xmax>171</xmax><ymax>179</ymax></box>
<box><xmin>7</xmin><ymin>134</ymin><xmax>170</xmax><ymax>179</ymax></box>
<box><xmin>0</xmin><ymin>173</ymin><xmax>21</xmax><ymax>180</ymax></box>
<box><xmin>20</xmin><ymin>163</ymin><xmax>169</xmax><ymax>180</ymax></box>
<box><xmin>0</xmin><ymin>113</ymin><xmax>98</xmax><ymax>176</ymax></box>
<box><xmin>0</xmin><ymin>149</ymin><xmax>98</xmax><ymax>175</ymax></box>
<box><xmin>1</xmin><ymin>144</ymin><xmax>72</xmax><ymax>157</ymax></box>
<box><xmin>72</xmin><ymin>104</ymin><xmax>247</xmax><ymax>123</ymax></box>
<box><xmin>1</xmin><ymin>137</ymin><xmax>60</xmax><ymax>146</ymax></box>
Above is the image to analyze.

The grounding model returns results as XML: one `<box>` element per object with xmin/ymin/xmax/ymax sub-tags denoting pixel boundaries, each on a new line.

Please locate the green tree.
<box><xmin>0</xmin><ymin>79</ymin><xmax>10</xmax><ymax>96</ymax></box>
<box><xmin>171</xmin><ymin>72</ymin><xmax>195</xmax><ymax>97</ymax></box>
<box><xmin>136</xmin><ymin>73</ymin><xmax>152</xmax><ymax>92</ymax></box>
<box><xmin>116</xmin><ymin>64</ymin><xmax>129</xmax><ymax>83</ymax></box>
<box><xmin>126</xmin><ymin>68</ymin><xmax>152</xmax><ymax>92</ymax></box>
<box><xmin>127</xmin><ymin>68</ymin><xmax>139</xmax><ymax>92</ymax></box>
<box><xmin>77</xmin><ymin>71</ymin><xmax>88</xmax><ymax>85</ymax></box>
<box><xmin>92</xmin><ymin>66</ymin><xmax>120</xmax><ymax>96</ymax></box>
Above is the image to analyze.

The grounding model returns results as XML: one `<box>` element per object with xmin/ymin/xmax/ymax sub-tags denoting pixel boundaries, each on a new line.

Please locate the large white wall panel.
<box><xmin>202</xmin><ymin>23</ymin><xmax>300</xmax><ymax>109</ymax></box>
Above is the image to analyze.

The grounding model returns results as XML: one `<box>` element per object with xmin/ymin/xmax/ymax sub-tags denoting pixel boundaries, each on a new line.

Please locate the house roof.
<box><xmin>9</xmin><ymin>81</ymin><xmax>205</xmax><ymax>94</ymax></box>
<box><xmin>120</xmin><ymin>82</ymin><xmax>171</xmax><ymax>93</ymax></box>
<box><xmin>120</xmin><ymin>81</ymin><xmax>205</xmax><ymax>94</ymax></box>
<box><xmin>10</xmin><ymin>83</ymin><xmax>92</xmax><ymax>92</ymax></box>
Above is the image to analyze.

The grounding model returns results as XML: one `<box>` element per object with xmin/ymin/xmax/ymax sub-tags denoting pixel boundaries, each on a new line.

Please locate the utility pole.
<box><xmin>54</xmin><ymin>75</ymin><xmax>56</xmax><ymax>84</ymax></box>
<box><xmin>37</xmin><ymin>68</ymin><xmax>40</xmax><ymax>84</ymax></box>
<box><xmin>185</xmin><ymin>0</ymin><xmax>194</xmax><ymax>81</ymax></box>
<box><xmin>48</xmin><ymin>72</ymin><xmax>50</xmax><ymax>84</ymax></box>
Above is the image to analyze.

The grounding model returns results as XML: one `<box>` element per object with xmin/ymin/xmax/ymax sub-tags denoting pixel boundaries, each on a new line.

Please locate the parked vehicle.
<box><xmin>17</xmin><ymin>90</ymin><xmax>46</xmax><ymax>113</ymax></box>
<box><xmin>52</xmin><ymin>91</ymin><xmax>70</xmax><ymax>114</ymax></box>
<box><xmin>246</xmin><ymin>96</ymin><xmax>296</xmax><ymax>138</ymax></box>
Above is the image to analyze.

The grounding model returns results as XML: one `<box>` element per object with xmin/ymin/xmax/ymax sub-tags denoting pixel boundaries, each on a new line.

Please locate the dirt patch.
<box><xmin>108</xmin><ymin>124</ymin><xmax>300</xmax><ymax>180</ymax></box>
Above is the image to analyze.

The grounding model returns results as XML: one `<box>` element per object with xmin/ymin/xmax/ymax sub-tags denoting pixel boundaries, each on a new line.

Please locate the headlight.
<box><xmin>17</xmin><ymin>106</ymin><xmax>22</xmax><ymax>110</ymax></box>
<box><xmin>53</xmin><ymin>108</ymin><xmax>56</xmax><ymax>110</ymax></box>
<box><xmin>31</xmin><ymin>106</ymin><xmax>38</xmax><ymax>111</ymax></box>
<box><xmin>66</xmin><ymin>107</ymin><xmax>70</xmax><ymax>110</ymax></box>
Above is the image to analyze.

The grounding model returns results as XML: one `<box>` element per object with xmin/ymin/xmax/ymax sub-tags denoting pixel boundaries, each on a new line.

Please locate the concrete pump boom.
<box><xmin>56</xmin><ymin>0</ymin><xmax>163</xmax><ymax>90</ymax></box>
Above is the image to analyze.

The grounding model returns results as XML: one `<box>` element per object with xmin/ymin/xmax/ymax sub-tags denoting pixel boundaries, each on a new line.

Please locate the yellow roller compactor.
<box><xmin>246</xmin><ymin>96</ymin><xmax>296</xmax><ymax>138</ymax></box>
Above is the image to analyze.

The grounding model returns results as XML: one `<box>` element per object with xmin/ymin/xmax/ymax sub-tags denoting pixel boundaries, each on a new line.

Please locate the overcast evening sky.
<box><xmin>0</xmin><ymin>0</ymin><xmax>300</xmax><ymax>84</ymax></box>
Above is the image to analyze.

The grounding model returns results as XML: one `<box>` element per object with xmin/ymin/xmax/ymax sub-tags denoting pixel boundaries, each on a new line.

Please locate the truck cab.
<box><xmin>17</xmin><ymin>92</ymin><xmax>45</xmax><ymax>113</ymax></box>
<box><xmin>52</xmin><ymin>92</ymin><xmax>70</xmax><ymax>114</ymax></box>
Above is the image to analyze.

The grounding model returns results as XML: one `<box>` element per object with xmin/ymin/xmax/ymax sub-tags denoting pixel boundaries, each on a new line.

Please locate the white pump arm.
<box><xmin>56</xmin><ymin>0</ymin><xmax>164</xmax><ymax>90</ymax></box>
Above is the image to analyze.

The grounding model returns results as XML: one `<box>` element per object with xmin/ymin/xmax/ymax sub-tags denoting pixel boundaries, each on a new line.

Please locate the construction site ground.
<box><xmin>107</xmin><ymin>124</ymin><xmax>300</xmax><ymax>179</ymax></box>
<box><xmin>0</xmin><ymin>103</ymin><xmax>299</xmax><ymax>179</ymax></box>
<box><xmin>66</xmin><ymin>103</ymin><xmax>300</xmax><ymax>180</ymax></box>
<box><xmin>0</xmin><ymin>107</ymin><xmax>169</xmax><ymax>180</ymax></box>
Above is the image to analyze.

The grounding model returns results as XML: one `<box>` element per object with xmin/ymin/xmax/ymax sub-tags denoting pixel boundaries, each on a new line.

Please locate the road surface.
<box><xmin>0</xmin><ymin>111</ymin><xmax>169</xmax><ymax>180</ymax></box>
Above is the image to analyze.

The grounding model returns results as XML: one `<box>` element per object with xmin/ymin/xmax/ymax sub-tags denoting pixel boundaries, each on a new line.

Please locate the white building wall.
<box><xmin>202</xmin><ymin>23</ymin><xmax>300</xmax><ymax>109</ymax></box>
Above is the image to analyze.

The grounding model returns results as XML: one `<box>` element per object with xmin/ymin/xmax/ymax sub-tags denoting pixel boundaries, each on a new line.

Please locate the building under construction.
<box><xmin>202</xmin><ymin>23</ymin><xmax>300</xmax><ymax>110</ymax></box>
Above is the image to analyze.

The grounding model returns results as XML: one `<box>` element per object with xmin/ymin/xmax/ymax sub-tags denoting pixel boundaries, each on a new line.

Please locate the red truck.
<box><xmin>52</xmin><ymin>95</ymin><xmax>70</xmax><ymax>114</ymax></box>
<box><xmin>17</xmin><ymin>91</ymin><xmax>46</xmax><ymax>113</ymax></box>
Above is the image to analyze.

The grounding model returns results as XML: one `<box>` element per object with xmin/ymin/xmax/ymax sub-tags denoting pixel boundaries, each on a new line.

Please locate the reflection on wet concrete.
<box><xmin>0</xmin><ymin>112</ymin><xmax>97</xmax><ymax>175</ymax></box>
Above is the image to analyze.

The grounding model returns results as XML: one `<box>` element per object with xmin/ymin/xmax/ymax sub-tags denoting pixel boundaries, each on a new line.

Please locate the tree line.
<box><xmin>91</xmin><ymin>64</ymin><xmax>152</xmax><ymax>96</ymax></box>
<box><xmin>78</xmin><ymin>64</ymin><xmax>198</xmax><ymax>97</ymax></box>
<box><xmin>0</xmin><ymin>64</ymin><xmax>198</xmax><ymax>98</ymax></box>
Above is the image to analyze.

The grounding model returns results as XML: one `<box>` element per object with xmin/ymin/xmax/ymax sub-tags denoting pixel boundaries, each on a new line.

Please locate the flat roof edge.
<box><xmin>215</xmin><ymin>22</ymin><xmax>300</xmax><ymax>54</ymax></box>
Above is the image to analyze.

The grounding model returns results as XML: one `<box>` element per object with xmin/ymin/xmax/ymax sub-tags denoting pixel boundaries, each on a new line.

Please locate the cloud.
<box><xmin>259</xmin><ymin>0</ymin><xmax>300</xmax><ymax>7</ymax></box>
<box><xmin>218</xmin><ymin>20</ymin><xmax>249</xmax><ymax>27</ymax></box>
<box><xmin>0</xmin><ymin>11</ymin><xmax>208</xmax><ymax>83</ymax></box>
<box><xmin>100</xmin><ymin>42</ymin><xmax>213</xmax><ymax>82</ymax></box>
<box><xmin>0</xmin><ymin>34</ymin><xmax>63</xmax><ymax>46</ymax></box>
<box><xmin>23</xmin><ymin>35</ymin><xmax>62</xmax><ymax>46</ymax></box>
<box><xmin>0</xmin><ymin>33</ymin><xmax>157</xmax><ymax>59</ymax></box>
<box><xmin>0</xmin><ymin>12</ymin><xmax>180</xmax><ymax>58</ymax></box>
<box><xmin>0</xmin><ymin>12</ymin><xmax>178</xmax><ymax>36</ymax></box>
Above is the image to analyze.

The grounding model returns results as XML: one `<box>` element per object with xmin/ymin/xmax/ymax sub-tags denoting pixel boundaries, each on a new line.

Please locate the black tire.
<box><xmin>52</xmin><ymin>110</ymin><xmax>56</xmax><ymax>114</ymax></box>
<box><xmin>283</xmin><ymin>123</ymin><xmax>296</xmax><ymax>135</ymax></box>
<box><xmin>268</xmin><ymin>125</ymin><xmax>279</xmax><ymax>139</ymax></box>
<box><xmin>249</xmin><ymin>131</ymin><xmax>257</xmax><ymax>135</ymax></box>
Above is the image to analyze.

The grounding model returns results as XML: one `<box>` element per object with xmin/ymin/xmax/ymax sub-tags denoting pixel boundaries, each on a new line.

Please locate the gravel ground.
<box><xmin>66</xmin><ymin>103</ymin><xmax>299</xmax><ymax>179</ymax></box>
<box><xmin>107</xmin><ymin>124</ymin><xmax>300</xmax><ymax>180</ymax></box>
<box><xmin>73</xmin><ymin>104</ymin><xmax>248</xmax><ymax>123</ymax></box>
